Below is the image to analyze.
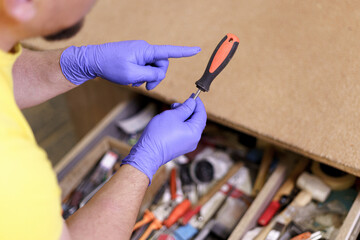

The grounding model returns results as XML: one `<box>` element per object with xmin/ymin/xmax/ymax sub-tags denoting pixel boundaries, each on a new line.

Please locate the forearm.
<box><xmin>13</xmin><ymin>48</ymin><xmax>76</xmax><ymax>109</ymax></box>
<box><xmin>65</xmin><ymin>164</ymin><xmax>149</xmax><ymax>240</ymax></box>
<box><xmin>60</xmin><ymin>96</ymin><xmax>206</xmax><ymax>240</ymax></box>
<box><xmin>12</xmin><ymin>42</ymin><xmax>201</xmax><ymax>109</ymax></box>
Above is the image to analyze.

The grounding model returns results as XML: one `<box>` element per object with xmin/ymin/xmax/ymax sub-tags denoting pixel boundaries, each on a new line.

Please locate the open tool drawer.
<box><xmin>56</xmin><ymin>101</ymin><xmax>360</xmax><ymax>240</ymax></box>
<box><xmin>228</xmin><ymin>160</ymin><xmax>360</xmax><ymax>240</ymax></box>
<box><xmin>58</xmin><ymin>136</ymin><xmax>168</xmax><ymax>213</ymax></box>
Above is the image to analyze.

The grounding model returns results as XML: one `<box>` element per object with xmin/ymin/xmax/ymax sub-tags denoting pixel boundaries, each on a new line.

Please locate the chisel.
<box><xmin>192</xmin><ymin>33</ymin><xmax>239</xmax><ymax>99</ymax></box>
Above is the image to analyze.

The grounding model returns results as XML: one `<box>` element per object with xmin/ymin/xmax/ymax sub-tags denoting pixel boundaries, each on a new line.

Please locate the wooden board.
<box><xmin>65</xmin><ymin>80</ymin><xmax>136</xmax><ymax>139</ymax></box>
<box><xmin>228</xmin><ymin>160</ymin><xmax>289</xmax><ymax>240</ymax></box>
<box><xmin>22</xmin><ymin>94</ymin><xmax>77</xmax><ymax>166</ymax></box>
<box><xmin>24</xmin><ymin>0</ymin><xmax>360</xmax><ymax>176</ymax></box>
<box><xmin>58</xmin><ymin>137</ymin><xmax>131</xmax><ymax>200</ymax></box>
<box><xmin>336</xmin><ymin>192</ymin><xmax>360</xmax><ymax>240</ymax></box>
<box><xmin>54</xmin><ymin>101</ymin><xmax>129</xmax><ymax>176</ymax></box>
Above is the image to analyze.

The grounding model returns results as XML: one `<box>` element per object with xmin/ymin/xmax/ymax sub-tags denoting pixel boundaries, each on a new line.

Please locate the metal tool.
<box><xmin>265</xmin><ymin>222</ymin><xmax>285</xmax><ymax>240</ymax></box>
<box><xmin>79</xmin><ymin>177</ymin><xmax>110</xmax><ymax>208</ymax></box>
<box><xmin>192</xmin><ymin>33</ymin><xmax>239</xmax><ymax>99</ymax></box>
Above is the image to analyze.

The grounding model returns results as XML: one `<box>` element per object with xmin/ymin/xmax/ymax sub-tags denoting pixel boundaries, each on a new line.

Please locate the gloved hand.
<box><xmin>60</xmin><ymin>40</ymin><xmax>201</xmax><ymax>90</ymax></box>
<box><xmin>121</xmin><ymin>97</ymin><xmax>207</xmax><ymax>183</ymax></box>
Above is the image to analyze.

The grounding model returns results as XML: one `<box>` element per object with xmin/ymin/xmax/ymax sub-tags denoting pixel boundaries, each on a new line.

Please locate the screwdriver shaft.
<box><xmin>193</xmin><ymin>89</ymin><xmax>202</xmax><ymax>99</ymax></box>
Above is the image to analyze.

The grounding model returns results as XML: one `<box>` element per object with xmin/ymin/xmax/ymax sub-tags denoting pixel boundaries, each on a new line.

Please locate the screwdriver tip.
<box><xmin>193</xmin><ymin>89</ymin><xmax>202</xmax><ymax>99</ymax></box>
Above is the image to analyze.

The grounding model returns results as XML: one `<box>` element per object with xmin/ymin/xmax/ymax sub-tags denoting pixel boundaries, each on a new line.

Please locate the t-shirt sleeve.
<box><xmin>0</xmin><ymin>136</ymin><xmax>63</xmax><ymax>240</ymax></box>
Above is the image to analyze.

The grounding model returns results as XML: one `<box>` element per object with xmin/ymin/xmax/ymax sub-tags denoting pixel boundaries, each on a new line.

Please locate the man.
<box><xmin>0</xmin><ymin>0</ymin><xmax>207</xmax><ymax>239</ymax></box>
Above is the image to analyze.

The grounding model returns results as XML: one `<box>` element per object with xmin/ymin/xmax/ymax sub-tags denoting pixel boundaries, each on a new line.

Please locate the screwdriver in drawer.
<box><xmin>192</xmin><ymin>33</ymin><xmax>240</xmax><ymax>99</ymax></box>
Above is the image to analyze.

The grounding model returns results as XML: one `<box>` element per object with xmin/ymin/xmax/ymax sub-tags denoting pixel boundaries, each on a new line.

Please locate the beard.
<box><xmin>43</xmin><ymin>19</ymin><xmax>84</xmax><ymax>41</ymax></box>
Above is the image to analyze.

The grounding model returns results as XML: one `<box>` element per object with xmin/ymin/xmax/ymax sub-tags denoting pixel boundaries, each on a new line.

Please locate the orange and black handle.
<box><xmin>195</xmin><ymin>33</ymin><xmax>239</xmax><ymax>93</ymax></box>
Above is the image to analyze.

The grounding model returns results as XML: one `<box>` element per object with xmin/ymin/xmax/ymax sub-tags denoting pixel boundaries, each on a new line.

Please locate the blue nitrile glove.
<box><xmin>121</xmin><ymin>97</ymin><xmax>207</xmax><ymax>183</ymax></box>
<box><xmin>60</xmin><ymin>40</ymin><xmax>201</xmax><ymax>90</ymax></box>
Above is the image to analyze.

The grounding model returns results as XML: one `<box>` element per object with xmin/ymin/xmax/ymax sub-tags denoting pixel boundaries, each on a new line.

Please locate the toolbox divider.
<box><xmin>229</xmin><ymin>160</ymin><xmax>289</xmax><ymax>240</ymax></box>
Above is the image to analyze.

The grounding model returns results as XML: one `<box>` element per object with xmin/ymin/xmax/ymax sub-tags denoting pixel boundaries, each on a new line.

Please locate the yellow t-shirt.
<box><xmin>0</xmin><ymin>44</ymin><xmax>62</xmax><ymax>240</ymax></box>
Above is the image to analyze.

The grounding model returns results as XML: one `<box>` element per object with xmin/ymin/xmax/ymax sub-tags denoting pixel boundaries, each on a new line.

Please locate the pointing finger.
<box><xmin>152</xmin><ymin>45</ymin><xmax>201</xmax><ymax>60</ymax></box>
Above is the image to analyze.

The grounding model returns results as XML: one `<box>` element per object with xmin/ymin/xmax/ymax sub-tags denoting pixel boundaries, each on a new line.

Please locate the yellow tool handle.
<box><xmin>252</xmin><ymin>146</ymin><xmax>274</xmax><ymax>196</ymax></box>
<box><xmin>273</xmin><ymin>159</ymin><xmax>310</xmax><ymax>201</ymax></box>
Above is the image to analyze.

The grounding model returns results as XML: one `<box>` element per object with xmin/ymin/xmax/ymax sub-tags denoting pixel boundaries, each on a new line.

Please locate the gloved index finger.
<box><xmin>152</xmin><ymin>45</ymin><xmax>201</xmax><ymax>60</ymax></box>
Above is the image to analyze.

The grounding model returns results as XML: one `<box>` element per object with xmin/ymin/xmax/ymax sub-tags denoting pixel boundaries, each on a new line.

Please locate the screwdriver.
<box><xmin>163</xmin><ymin>199</ymin><xmax>192</xmax><ymax>228</ymax></box>
<box><xmin>192</xmin><ymin>33</ymin><xmax>240</xmax><ymax>99</ymax></box>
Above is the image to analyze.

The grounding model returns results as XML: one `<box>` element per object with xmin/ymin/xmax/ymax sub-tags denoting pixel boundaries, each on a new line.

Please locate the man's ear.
<box><xmin>3</xmin><ymin>0</ymin><xmax>36</xmax><ymax>23</ymax></box>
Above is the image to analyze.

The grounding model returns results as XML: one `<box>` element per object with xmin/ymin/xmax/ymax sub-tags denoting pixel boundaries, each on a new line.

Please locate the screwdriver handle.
<box><xmin>170</xmin><ymin>168</ymin><xmax>177</xmax><ymax>200</ymax></box>
<box><xmin>257</xmin><ymin>200</ymin><xmax>281</xmax><ymax>226</ymax></box>
<box><xmin>163</xmin><ymin>199</ymin><xmax>192</xmax><ymax>228</ymax></box>
<box><xmin>195</xmin><ymin>33</ymin><xmax>239</xmax><ymax>92</ymax></box>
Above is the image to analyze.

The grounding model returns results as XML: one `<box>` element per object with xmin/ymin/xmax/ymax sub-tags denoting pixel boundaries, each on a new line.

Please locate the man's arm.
<box><xmin>13</xmin><ymin>48</ymin><xmax>76</xmax><ymax>109</ymax></box>
<box><xmin>61</xmin><ymin>165</ymin><xmax>148</xmax><ymax>240</ymax></box>
<box><xmin>60</xmin><ymin>97</ymin><xmax>207</xmax><ymax>240</ymax></box>
<box><xmin>13</xmin><ymin>41</ymin><xmax>201</xmax><ymax>109</ymax></box>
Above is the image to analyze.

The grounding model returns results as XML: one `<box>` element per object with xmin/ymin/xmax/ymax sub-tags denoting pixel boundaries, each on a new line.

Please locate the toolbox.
<box><xmin>56</xmin><ymin>100</ymin><xmax>360</xmax><ymax>240</ymax></box>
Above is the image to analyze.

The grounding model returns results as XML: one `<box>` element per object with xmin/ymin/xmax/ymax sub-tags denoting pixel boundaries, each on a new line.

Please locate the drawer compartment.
<box><xmin>57</xmin><ymin>100</ymin><xmax>360</xmax><ymax>240</ymax></box>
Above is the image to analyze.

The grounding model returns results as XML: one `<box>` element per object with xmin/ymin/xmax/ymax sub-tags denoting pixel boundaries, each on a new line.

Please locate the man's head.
<box><xmin>0</xmin><ymin>0</ymin><xmax>96</xmax><ymax>42</ymax></box>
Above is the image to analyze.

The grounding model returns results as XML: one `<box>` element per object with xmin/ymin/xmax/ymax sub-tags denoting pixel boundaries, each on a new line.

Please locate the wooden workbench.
<box><xmin>24</xmin><ymin>0</ymin><xmax>360</xmax><ymax>176</ymax></box>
